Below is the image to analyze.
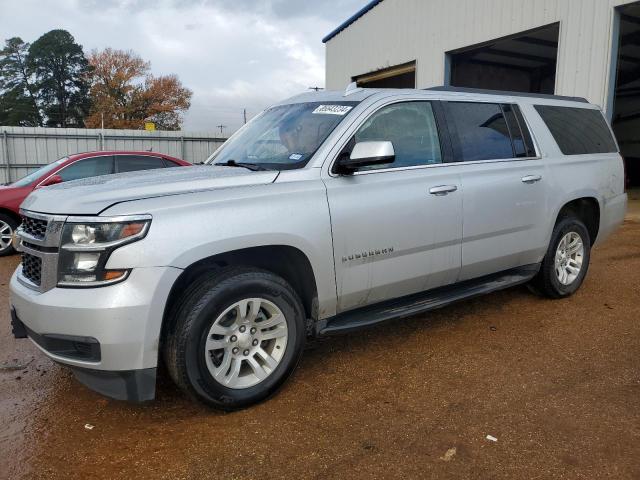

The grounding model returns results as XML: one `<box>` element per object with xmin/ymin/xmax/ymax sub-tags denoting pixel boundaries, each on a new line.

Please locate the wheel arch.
<box><xmin>553</xmin><ymin>196</ymin><xmax>601</xmax><ymax>245</ymax></box>
<box><xmin>160</xmin><ymin>244</ymin><xmax>319</xmax><ymax>345</ymax></box>
<box><xmin>0</xmin><ymin>207</ymin><xmax>21</xmax><ymax>225</ymax></box>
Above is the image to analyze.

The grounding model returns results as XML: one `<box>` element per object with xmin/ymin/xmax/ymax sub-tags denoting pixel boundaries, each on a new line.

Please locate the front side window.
<box><xmin>58</xmin><ymin>156</ymin><xmax>114</xmax><ymax>182</ymax></box>
<box><xmin>209</xmin><ymin>101</ymin><xmax>359</xmax><ymax>170</ymax></box>
<box><xmin>446</xmin><ymin>102</ymin><xmax>514</xmax><ymax>161</ymax></box>
<box><xmin>534</xmin><ymin>105</ymin><xmax>618</xmax><ymax>155</ymax></box>
<box><xmin>116</xmin><ymin>155</ymin><xmax>166</xmax><ymax>173</ymax></box>
<box><xmin>353</xmin><ymin>101</ymin><xmax>442</xmax><ymax>170</ymax></box>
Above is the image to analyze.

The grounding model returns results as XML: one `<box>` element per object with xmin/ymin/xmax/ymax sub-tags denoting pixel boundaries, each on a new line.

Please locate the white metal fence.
<box><xmin>0</xmin><ymin>126</ymin><xmax>228</xmax><ymax>184</ymax></box>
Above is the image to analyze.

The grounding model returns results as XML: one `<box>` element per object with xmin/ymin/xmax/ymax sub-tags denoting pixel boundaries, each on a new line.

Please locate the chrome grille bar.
<box><xmin>16</xmin><ymin>210</ymin><xmax>67</xmax><ymax>292</ymax></box>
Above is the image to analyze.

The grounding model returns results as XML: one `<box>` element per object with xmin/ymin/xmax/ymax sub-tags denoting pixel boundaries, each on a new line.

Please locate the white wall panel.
<box><xmin>326</xmin><ymin>0</ymin><xmax>638</xmax><ymax>112</ymax></box>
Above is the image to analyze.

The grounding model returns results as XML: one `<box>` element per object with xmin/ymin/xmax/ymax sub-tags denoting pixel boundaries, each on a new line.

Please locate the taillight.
<box><xmin>622</xmin><ymin>156</ymin><xmax>628</xmax><ymax>192</ymax></box>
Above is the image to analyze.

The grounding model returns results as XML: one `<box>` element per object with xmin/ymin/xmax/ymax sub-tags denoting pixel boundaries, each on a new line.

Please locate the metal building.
<box><xmin>323</xmin><ymin>0</ymin><xmax>640</xmax><ymax>185</ymax></box>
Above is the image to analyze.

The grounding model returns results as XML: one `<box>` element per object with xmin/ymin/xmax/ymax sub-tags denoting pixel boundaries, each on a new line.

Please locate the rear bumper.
<box><xmin>595</xmin><ymin>192</ymin><xmax>627</xmax><ymax>246</ymax></box>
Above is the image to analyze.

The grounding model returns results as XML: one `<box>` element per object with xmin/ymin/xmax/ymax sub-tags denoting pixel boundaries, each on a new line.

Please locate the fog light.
<box><xmin>73</xmin><ymin>253</ymin><xmax>100</xmax><ymax>271</ymax></box>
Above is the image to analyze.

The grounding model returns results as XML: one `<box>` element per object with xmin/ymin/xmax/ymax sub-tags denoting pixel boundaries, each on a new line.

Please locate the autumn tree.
<box><xmin>86</xmin><ymin>48</ymin><xmax>192</xmax><ymax>130</ymax></box>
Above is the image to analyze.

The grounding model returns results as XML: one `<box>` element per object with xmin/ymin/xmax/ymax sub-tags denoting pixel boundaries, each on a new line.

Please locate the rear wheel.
<box><xmin>530</xmin><ymin>216</ymin><xmax>591</xmax><ymax>298</ymax></box>
<box><xmin>0</xmin><ymin>214</ymin><xmax>18</xmax><ymax>257</ymax></box>
<box><xmin>164</xmin><ymin>267</ymin><xmax>306</xmax><ymax>410</ymax></box>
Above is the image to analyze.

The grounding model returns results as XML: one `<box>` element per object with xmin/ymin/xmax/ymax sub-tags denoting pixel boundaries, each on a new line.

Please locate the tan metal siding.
<box><xmin>326</xmin><ymin>0</ymin><xmax>638</xmax><ymax>111</ymax></box>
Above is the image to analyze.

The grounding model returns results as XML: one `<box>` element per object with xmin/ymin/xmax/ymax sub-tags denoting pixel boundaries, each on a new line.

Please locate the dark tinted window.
<box><xmin>502</xmin><ymin>104</ymin><xmax>536</xmax><ymax>158</ymax></box>
<box><xmin>534</xmin><ymin>105</ymin><xmax>617</xmax><ymax>155</ymax></box>
<box><xmin>353</xmin><ymin>101</ymin><xmax>442</xmax><ymax>169</ymax></box>
<box><xmin>513</xmin><ymin>105</ymin><xmax>536</xmax><ymax>157</ymax></box>
<box><xmin>162</xmin><ymin>158</ymin><xmax>180</xmax><ymax>168</ymax></box>
<box><xmin>502</xmin><ymin>105</ymin><xmax>524</xmax><ymax>157</ymax></box>
<box><xmin>58</xmin><ymin>156</ymin><xmax>114</xmax><ymax>182</ymax></box>
<box><xmin>446</xmin><ymin>102</ymin><xmax>514</xmax><ymax>161</ymax></box>
<box><xmin>116</xmin><ymin>155</ymin><xmax>166</xmax><ymax>173</ymax></box>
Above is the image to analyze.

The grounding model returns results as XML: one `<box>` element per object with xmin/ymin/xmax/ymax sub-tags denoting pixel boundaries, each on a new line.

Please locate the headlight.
<box><xmin>57</xmin><ymin>215</ymin><xmax>151</xmax><ymax>287</ymax></box>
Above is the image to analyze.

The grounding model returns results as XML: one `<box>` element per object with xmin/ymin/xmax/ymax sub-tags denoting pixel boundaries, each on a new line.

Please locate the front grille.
<box><xmin>21</xmin><ymin>252</ymin><xmax>42</xmax><ymax>286</ymax></box>
<box><xmin>22</xmin><ymin>216</ymin><xmax>48</xmax><ymax>239</ymax></box>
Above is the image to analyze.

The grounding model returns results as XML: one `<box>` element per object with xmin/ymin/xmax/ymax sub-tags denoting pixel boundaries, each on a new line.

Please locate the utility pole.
<box><xmin>243</xmin><ymin>108</ymin><xmax>247</xmax><ymax>125</ymax></box>
<box><xmin>216</xmin><ymin>124</ymin><xmax>226</xmax><ymax>137</ymax></box>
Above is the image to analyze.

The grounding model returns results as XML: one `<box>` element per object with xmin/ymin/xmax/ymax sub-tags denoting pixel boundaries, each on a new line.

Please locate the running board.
<box><xmin>317</xmin><ymin>264</ymin><xmax>540</xmax><ymax>336</ymax></box>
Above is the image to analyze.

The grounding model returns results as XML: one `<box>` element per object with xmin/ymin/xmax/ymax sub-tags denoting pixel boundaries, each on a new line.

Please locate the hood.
<box><xmin>21</xmin><ymin>165</ymin><xmax>279</xmax><ymax>215</ymax></box>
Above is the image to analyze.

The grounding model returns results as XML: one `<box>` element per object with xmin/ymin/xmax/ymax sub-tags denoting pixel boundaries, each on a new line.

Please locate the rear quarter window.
<box><xmin>534</xmin><ymin>105</ymin><xmax>618</xmax><ymax>155</ymax></box>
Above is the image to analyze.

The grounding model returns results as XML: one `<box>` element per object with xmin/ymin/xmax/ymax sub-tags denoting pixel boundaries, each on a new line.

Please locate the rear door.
<box><xmin>443</xmin><ymin>101</ymin><xmax>549</xmax><ymax>280</ymax></box>
<box><xmin>324</xmin><ymin>100</ymin><xmax>463</xmax><ymax>312</ymax></box>
<box><xmin>115</xmin><ymin>155</ymin><xmax>168</xmax><ymax>173</ymax></box>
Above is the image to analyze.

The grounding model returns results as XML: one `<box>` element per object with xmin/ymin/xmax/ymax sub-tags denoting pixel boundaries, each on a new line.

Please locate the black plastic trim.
<box><xmin>19</xmin><ymin>318</ymin><xmax>102</xmax><ymax>362</ymax></box>
<box><xmin>71</xmin><ymin>366</ymin><xmax>156</xmax><ymax>402</ymax></box>
<box><xmin>317</xmin><ymin>264</ymin><xmax>540</xmax><ymax>335</ymax></box>
<box><xmin>10</xmin><ymin>308</ymin><xmax>27</xmax><ymax>338</ymax></box>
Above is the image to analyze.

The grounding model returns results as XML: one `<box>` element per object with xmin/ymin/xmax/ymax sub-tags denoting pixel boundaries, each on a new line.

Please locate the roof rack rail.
<box><xmin>425</xmin><ymin>86</ymin><xmax>589</xmax><ymax>103</ymax></box>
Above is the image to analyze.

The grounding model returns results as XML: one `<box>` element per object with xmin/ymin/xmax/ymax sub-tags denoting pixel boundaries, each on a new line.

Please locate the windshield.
<box><xmin>11</xmin><ymin>157</ymin><xmax>67</xmax><ymax>187</ymax></box>
<box><xmin>208</xmin><ymin>102</ymin><xmax>358</xmax><ymax>170</ymax></box>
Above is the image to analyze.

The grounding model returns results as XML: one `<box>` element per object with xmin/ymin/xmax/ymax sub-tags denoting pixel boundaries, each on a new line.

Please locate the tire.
<box><xmin>530</xmin><ymin>216</ymin><xmax>591</xmax><ymax>299</ymax></box>
<box><xmin>0</xmin><ymin>213</ymin><xmax>19</xmax><ymax>257</ymax></box>
<box><xmin>164</xmin><ymin>267</ymin><xmax>306</xmax><ymax>410</ymax></box>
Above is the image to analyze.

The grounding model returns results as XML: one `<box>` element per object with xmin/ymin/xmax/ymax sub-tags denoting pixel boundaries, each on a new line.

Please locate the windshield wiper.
<box><xmin>215</xmin><ymin>159</ymin><xmax>269</xmax><ymax>171</ymax></box>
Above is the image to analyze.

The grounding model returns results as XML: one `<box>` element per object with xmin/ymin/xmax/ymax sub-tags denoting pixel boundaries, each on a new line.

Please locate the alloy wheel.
<box><xmin>204</xmin><ymin>298</ymin><xmax>288</xmax><ymax>389</ymax></box>
<box><xmin>554</xmin><ymin>231</ymin><xmax>584</xmax><ymax>285</ymax></box>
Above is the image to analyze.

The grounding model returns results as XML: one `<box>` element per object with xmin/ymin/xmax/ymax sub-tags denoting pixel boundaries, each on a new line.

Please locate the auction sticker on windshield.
<box><xmin>312</xmin><ymin>105</ymin><xmax>353</xmax><ymax>115</ymax></box>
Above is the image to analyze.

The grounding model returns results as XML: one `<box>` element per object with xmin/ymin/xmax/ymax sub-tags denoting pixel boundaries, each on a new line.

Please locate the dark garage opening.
<box><xmin>354</xmin><ymin>61</ymin><xmax>416</xmax><ymax>88</ymax></box>
<box><xmin>612</xmin><ymin>2</ymin><xmax>640</xmax><ymax>187</ymax></box>
<box><xmin>447</xmin><ymin>23</ymin><xmax>559</xmax><ymax>94</ymax></box>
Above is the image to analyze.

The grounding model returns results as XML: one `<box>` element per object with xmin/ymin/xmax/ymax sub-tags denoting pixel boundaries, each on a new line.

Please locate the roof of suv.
<box><xmin>281</xmin><ymin>86</ymin><xmax>597</xmax><ymax>109</ymax></box>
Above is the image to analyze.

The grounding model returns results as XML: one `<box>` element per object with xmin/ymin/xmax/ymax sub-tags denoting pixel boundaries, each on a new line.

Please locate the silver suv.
<box><xmin>10</xmin><ymin>86</ymin><xmax>627</xmax><ymax>409</ymax></box>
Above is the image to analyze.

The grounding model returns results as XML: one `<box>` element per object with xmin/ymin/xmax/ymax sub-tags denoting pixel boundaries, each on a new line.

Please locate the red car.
<box><xmin>0</xmin><ymin>151</ymin><xmax>191</xmax><ymax>256</ymax></box>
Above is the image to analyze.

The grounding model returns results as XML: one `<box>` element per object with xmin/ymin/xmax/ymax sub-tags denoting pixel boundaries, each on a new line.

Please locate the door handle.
<box><xmin>521</xmin><ymin>174</ymin><xmax>542</xmax><ymax>184</ymax></box>
<box><xmin>429</xmin><ymin>185</ymin><xmax>458</xmax><ymax>195</ymax></box>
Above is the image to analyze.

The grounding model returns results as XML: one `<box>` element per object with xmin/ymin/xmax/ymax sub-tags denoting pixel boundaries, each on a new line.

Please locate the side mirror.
<box><xmin>39</xmin><ymin>175</ymin><xmax>63</xmax><ymax>187</ymax></box>
<box><xmin>336</xmin><ymin>141</ymin><xmax>395</xmax><ymax>173</ymax></box>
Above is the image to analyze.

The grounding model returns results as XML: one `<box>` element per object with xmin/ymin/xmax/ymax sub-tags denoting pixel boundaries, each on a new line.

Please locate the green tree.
<box><xmin>0</xmin><ymin>37</ymin><xmax>41</xmax><ymax>126</ymax></box>
<box><xmin>27</xmin><ymin>30</ymin><xmax>91</xmax><ymax>127</ymax></box>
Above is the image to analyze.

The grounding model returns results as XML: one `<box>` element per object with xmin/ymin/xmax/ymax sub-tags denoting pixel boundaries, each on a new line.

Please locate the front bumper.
<box><xmin>10</xmin><ymin>265</ymin><xmax>181</xmax><ymax>401</ymax></box>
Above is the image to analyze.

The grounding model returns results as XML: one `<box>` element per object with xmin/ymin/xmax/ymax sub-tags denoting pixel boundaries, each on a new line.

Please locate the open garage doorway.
<box><xmin>612</xmin><ymin>2</ymin><xmax>640</xmax><ymax>187</ymax></box>
<box><xmin>353</xmin><ymin>61</ymin><xmax>416</xmax><ymax>88</ymax></box>
<box><xmin>447</xmin><ymin>23</ymin><xmax>559</xmax><ymax>94</ymax></box>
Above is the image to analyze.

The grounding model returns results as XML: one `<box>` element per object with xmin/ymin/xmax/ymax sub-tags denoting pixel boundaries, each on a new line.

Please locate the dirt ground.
<box><xmin>1</xmin><ymin>212</ymin><xmax>639</xmax><ymax>479</ymax></box>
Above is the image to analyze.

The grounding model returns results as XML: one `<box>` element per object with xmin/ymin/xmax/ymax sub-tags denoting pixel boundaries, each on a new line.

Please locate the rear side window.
<box><xmin>116</xmin><ymin>155</ymin><xmax>167</xmax><ymax>173</ymax></box>
<box><xmin>445</xmin><ymin>102</ymin><xmax>514</xmax><ymax>161</ymax></box>
<box><xmin>163</xmin><ymin>158</ymin><xmax>180</xmax><ymax>168</ymax></box>
<box><xmin>534</xmin><ymin>105</ymin><xmax>617</xmax><ymax>155</ymax></box>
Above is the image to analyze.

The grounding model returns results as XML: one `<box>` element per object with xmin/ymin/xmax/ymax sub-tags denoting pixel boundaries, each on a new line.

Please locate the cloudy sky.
<box><xmin>0</xmin><ymin>0</ymin><xmax>365</xmax><ymax>133</ymax></box>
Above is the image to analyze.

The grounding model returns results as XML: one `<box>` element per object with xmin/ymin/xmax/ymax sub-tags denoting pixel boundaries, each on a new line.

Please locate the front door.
<box><xmin>324</xmin><ymin>100</ymin><xmax>463</xmax><ymax>312</ymax></box>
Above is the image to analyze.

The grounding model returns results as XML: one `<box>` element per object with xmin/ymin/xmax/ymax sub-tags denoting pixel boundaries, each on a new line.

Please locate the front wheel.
<box><xmin>0</xmin><ymin>214</ymin><xmax>18</xmax><ymax>257</ymax></box>
<box><xmin>530</xmin><ymin>216</ymin><xmax>591</xmax><ymax>298</ymax></box>
<box><xmin>164</xmin><ymin>267</ymin><xmax>306</xmax><ymax>410</ymax></box>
